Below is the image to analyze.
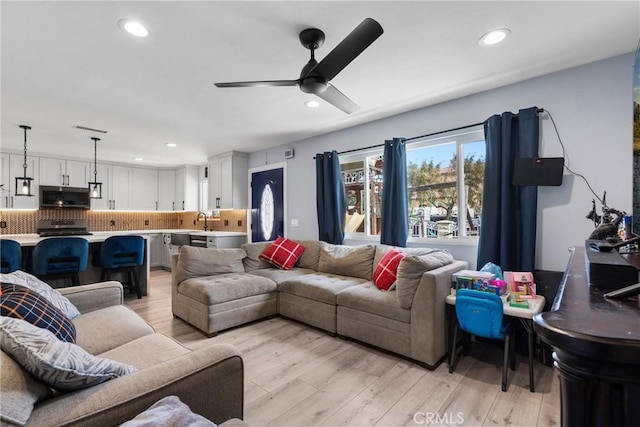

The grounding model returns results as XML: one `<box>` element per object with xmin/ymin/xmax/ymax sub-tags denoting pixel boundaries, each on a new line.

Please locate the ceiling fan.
<box><xmin>214</xmin><ymin>18</ymin><xmax>383</xmax><ymax>114</ymax></box>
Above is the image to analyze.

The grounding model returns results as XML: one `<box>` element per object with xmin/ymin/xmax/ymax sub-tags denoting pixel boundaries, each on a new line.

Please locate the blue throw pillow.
<box><xmin>1</xmin><ymin>283</ymin><xmax>76</xmax><ymax>343</ymax></box>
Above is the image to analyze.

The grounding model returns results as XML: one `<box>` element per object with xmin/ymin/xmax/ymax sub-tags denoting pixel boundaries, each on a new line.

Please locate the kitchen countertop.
<box><xmin>1</xmin><ymin>229</ymin><xmax>247</xmax><ymax>246</ymax></box>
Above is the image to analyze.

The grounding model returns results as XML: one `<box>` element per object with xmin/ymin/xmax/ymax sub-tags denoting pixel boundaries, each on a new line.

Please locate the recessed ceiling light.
<box><xmin>305</xmin><ymin>100</ymin><xmax>320</xmax><ymax>108</ymax></box>
<box><xmin>165</xmin><ymin>142</ymin><xmax>177</xmax><ymax>148</ymax></box>
<box><xmin>479</xmin><ymin>28</ymin><xmax>511</xmax><ymax>46</ymax></box>
<box><xmin>118</xmin><ymin>19</ymin><xmax>149</xmax><ymax>37</ymax></box>
<box><xmin>134</xmin><ymin>157</ymin><xmax>144</xmax><ymax>161</ymax></box>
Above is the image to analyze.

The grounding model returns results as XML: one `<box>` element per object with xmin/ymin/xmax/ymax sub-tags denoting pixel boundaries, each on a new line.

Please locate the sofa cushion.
<box><xmin>293</xmin><ymin>240</ymin><xmax>322</xmax><ymax>270</ymax></box>
<box><xmin>174</xmin><ymin>246</ymin><xmax>246</xmax><ymax>285</ymax></box>
<box><xmin>73</xmin><ymin>305</ymin><xmax>155</xmax><ymax>355</ymax></box>
<box><xmin>259</xmin><ymin>236</ymin><xmax>305</xmax><ymax>270</ymax></box>
<box><xmin>120</xmin><ymin>395</ymin><xmax>216</xmax><ymax>427</ymax></box>
<box><xmin>99</xmin><ymin>333</ymin><xmax>191</xmax><ymax>370</ymax></box>
<box><xmin>247</xmin><ymin>268</ymin><xmax>315</xmax><ymax>285</ymax></box>
<box><xmin>278</xmin><ymin>272</ymin><xmax>367</xmax><ymax>305</ymax></box>
<box><xmin>337</xmin><ymin>282</ymin><xmax>411</xmax><ymax>323</ymax></box>
<box><xmin>396</xmin><ymin>250</ymin><xmax>454</xmax><ymax>309</ymax></box>
<box><xmin>372</xmin><ymin>249</ymin><xmax>406</xmax><ymax>291</ymax></box>
<box><xmin>0</xmin><ymin>270</ymin><xmax>81</xmax><ymax>319</ymax></box>
<box><xmin>318</xmin><ymin>243</ymin><xmax>376</xmax><ymax>281</ymax></box>
<box><xmin>241</xmin><ymin>241</ymin><xmax>273</xmax><ymax>272</ymax></box>
<box><xmin>0</xmin><ymin>317</ymin><xmax>136</xmax><ymax>392</ymax></box>
<box><xmin>178</xmin><ymin>273</ymin><xmax>277</xmax><ymax>306</ymax></box>
<box><xmin>0</xmin><ymin>351</ymin><xmax>53</xmax><ymax>426</ymax></box>
<box><xmin>1</xmin><ymin>283</ymin><xmax>77</xmax><ymax>343</ymax></box>
<box><xmin>372</xmin><ymin>245</ymin><xmax>448</xmax><ymax>270</ymax></box>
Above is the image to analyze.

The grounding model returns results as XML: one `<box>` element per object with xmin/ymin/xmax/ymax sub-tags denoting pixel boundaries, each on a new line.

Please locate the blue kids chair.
<box><xmin>1</xmin><ymin>239</ymin><xmax>23</xmax><ymax>273</ymax></box>
<box><xmin>31</xmin><ymin>237</ymin><xmax>89</xmax><ymax>285</ymax></box>
<box><xmin>449</xmin><ymin>289</ymin><xmax>515</xmax><ymax>391</ymax></box>
<box><xmin>94</xmin><ymin>235</ymin><xmax>144</xmax><ymax>299</ymax></box>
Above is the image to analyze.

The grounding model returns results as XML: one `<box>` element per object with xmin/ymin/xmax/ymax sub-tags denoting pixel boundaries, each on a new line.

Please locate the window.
<box><xmin>340</xmin><ymin>129</ymin><xmax>485</xmax><ymax>240</ymax></box>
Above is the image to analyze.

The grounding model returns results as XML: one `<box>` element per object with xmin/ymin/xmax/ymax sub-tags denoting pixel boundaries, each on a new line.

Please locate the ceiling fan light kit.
<box><xmin>215</xmin><ymin>18</ymin><xmax>384</xmax><ymax>114</ymax></box>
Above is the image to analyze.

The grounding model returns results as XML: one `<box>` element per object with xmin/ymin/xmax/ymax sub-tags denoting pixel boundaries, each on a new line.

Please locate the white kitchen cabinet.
<box><xmin>207</xmin><ymin>152</ymin><xmax>248</xmax><ymax>210</ymax></box>
<box><xmin>157</xmin><ymin>169</ymin><xmax>176</xmax><ymax>211</ymax></box>
<box><xmin>1</xmin><ymin>153</ymin><xmax>40</xmax><ymax>209</ymax></box>
<box><xmin>176</xmin><ymin>166</ymin><xmax>199</xmax><ymax>211</ymax></box>
<box><xmin>40</xmin><ymin>157</ymin><xmax>90</xmax><ymax>187</ymax></box>
<box><xmin>148</xmin><ymin>233</ymin><xmax>163</xmax><ymax>267</ymax></box>
<box><xmin>91</xmin><ymin>164</ymin><xmax>132</xmax><ymax>210</ymax></box>
<box><xmin>111</xmin><ymin>165</ymin><xmax>132</xmax><ymax>210</ymax></box>
<box><xmin>131</xmin><ymin>167</ymin><xmax>158</xmax><ymax>210</ymax></box>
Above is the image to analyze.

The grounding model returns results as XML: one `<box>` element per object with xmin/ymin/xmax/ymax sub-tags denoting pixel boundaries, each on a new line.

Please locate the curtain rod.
<box><xmin>312</xmin><ymin>121</ymin><xmax>484</xmax><ymax>159</ymax></box>
<box><xmin>312</xmin><ymin>108</ymin><xmax>545</xmax><ymax>159</ymax></box>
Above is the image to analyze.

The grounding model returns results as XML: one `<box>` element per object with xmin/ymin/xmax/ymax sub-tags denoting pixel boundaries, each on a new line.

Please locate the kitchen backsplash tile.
<box><xmin>0</xmin><ymin>209</ymin><xmax>247</xmax><ymax>234</ymax></box>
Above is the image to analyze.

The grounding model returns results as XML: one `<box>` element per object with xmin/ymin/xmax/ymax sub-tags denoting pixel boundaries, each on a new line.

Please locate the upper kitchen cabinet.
<box><xmin>176</xmin><ymin>166</ymin><xmax>199</xmax><ymax>211</ymax></box>
<box><xmin>131</xmin><ymin>167</ymin><xmax>158</xmax><ymax>211</ymax></box>
<box><xmin>40</xmin><ymin>157</ymin><xmax>90</xmax><ymax>187</ymax></box>
<box><xmin>91</xmin><ymin>164</ymin><xmax>133</xmax><ymax>210</ymax></box>
<box><xmin>1</xmin><ymin>152</ymin><xmax>40</xmax><ymax>209</ymax></box>
<box><xmin>157</xmin><ymin>169</ymin><xmax>177</xmax><ymax>211</ymax></box>
<box><xmin>208</xmin><ymin>152</ymin><xmax>248</xmax><ymax>210</ymax></box>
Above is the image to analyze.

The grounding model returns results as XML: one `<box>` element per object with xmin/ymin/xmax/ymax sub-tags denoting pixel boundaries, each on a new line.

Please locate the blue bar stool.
<box><xmin>31</xmin><ymin>237</ymin><xmax>89</xmax><ymax>286</ymax></box>
<box><xmin>1</xmin><ymin>239</ymin><xmax>23</xmax><ymax>273</ymax></box>
<box><xmin>94</xmin><ymin>235</ymin><xmax>144</xmax><ymax>299</ymax></box>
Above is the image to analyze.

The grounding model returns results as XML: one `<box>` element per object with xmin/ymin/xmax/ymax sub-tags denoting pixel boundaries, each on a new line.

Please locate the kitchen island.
<box><xmin>1</xmin><ymin>229</ymin><xmax>247</xmax><ymax>296</ymax></box>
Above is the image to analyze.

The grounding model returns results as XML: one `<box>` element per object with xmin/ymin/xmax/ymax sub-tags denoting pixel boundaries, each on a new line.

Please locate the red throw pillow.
<box><xmin>373</xmin><ymin>249</ymin><xmax>406</xmax><ymax>291</ymax></box>
<box><xmin>259</xmin><ymin>236</ymin><xmax>305</xmax><ymax>270</ymax></box>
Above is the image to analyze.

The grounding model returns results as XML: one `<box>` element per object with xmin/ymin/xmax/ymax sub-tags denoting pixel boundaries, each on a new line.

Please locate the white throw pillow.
<box><xmin>120</xmin><ymin>395</ymin><xmax>217</xmax><ymax>427</ymax></box>
<box><xmin>0</xmin><ymin>317</ymin><xmax>136</xmax><ymax>391</ymax></box>
<box><xmin>0</xmin><ymin>270</ymin><xmax>81</xmax><ymax>319</ymax></box>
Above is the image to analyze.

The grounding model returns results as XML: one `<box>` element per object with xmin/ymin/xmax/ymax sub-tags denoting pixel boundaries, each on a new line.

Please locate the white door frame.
<box><xmin>248</xmin><ymin>162</ymin><xmax>287</xmax><ymax>243</ymax></box>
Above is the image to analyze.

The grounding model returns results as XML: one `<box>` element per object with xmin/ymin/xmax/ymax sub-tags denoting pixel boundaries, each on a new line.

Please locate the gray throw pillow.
<box><xmin>396</xmin><ymin>250</ymin><xmax>454</xmax><ymax>309</ymax></box>
<box><xmin>0</xmin><ymin>270</ymin><xmax>80</xmax><ymax>319</ymax></box>
<box><xmin>318</xmin><ymin>243</ymin><xmax>376</xmax><ymax>280</ymax></box>
<box><xmin>0</xmin><ymin>317</ymin><xmax>136</xmax><ymax>392</ymax></box>
<box><xmin>174</xmin><ymin>246</ymin><xmax>246</xmax><ymax>284</ymax></box>
<box><xmin>0</xmin><ymin>351</ymin><xmax>53</xmax><ymax>426</ymax></box>
<box><xmin>241</xmin><ymin>241</ymin><xmax>274</xmax><ymax>272</ymax></box>
<box><xmin>293</xmin><ymin>240</ymin><xmax>322</xmax><ymax>270</ymax></box>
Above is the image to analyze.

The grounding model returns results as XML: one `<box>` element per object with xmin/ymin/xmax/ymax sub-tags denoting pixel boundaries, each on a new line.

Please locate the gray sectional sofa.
<box><xmin>1</xmin><ymin>281</ymin><xmax>245</xmax><ymax>427</ymax></box>
<box><xmin>172</xmin><ymin>240</ymin><xmax>468</xmax><ymax>369</ymax></box>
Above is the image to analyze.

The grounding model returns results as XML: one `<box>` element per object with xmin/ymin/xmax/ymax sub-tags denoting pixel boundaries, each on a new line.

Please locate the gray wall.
<box><xmin>248</xmin><ymin>53</ymin><xmax>634</xmax><ymax>272</ymax></box>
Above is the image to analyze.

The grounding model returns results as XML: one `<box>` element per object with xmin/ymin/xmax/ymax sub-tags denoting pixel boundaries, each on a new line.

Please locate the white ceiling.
<box><xmin>1</xmin><ymin>1</ymin><xmax>638</xmax><ymax>167</ymax></box>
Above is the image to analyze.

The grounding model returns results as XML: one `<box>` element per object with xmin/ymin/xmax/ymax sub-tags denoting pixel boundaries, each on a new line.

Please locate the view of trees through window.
<box><xmin>341</xmin><ymin>132</ymin><xmax>485</xmax><ymax>239</ymax></box>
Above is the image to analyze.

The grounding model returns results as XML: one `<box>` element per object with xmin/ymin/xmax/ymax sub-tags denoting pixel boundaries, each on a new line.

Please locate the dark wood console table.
<box><xmin>533</xmin><ymin>246</ymin><xmax>640</xmax><ymax>427</ymax></box>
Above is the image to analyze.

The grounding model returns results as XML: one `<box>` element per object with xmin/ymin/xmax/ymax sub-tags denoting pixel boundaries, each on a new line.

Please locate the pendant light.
<box><xmin>14</xmin><ymin>125</ymin><xmax>34</xmax><ymax>197</ymax></box>
<box><xmin>88</xmin><ymin>137</ymin><xmax>102</xmax><ymax>199</ymax></box>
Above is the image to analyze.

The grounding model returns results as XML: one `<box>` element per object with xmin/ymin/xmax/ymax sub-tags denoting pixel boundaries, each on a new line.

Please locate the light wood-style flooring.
<box><xmin>124</xmin><ymin>269</ymin><xmax>561</xmax><ymax>427</ymax></box>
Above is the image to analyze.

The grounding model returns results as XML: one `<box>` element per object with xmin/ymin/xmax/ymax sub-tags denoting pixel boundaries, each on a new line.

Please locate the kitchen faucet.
<box><xmin>196</xmin><ymin>211</ymin><xmax>209</xmax><ymax>232</ymax></box>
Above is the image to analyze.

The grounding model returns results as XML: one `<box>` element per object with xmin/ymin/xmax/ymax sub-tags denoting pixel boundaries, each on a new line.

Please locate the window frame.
<box><xmin>340</xmin><ymin>127</ymin><xmax>485</xmax><ymax>244</ymax></box>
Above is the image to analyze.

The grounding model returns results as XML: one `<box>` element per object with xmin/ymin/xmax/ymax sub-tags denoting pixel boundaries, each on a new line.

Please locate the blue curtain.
<box><xmin>380</xmin><ymin>138</ymin><xmax>409</xmax><ymax>247</ymax></box>
<box><xmin>316</xmin><ymin>151</ymin><xmax>347</xmax><ymax>244</ymax></box>
<box><xmin>477</xmin><ymin>107</ymin><xmax>539</xmax><ymax>272</ymax></box>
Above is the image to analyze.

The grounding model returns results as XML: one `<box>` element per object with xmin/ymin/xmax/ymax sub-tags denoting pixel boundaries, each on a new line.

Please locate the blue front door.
<box><xmin>251</xmin><ymin>167</ymin><xmax>284</xmax><ymax>242</ymax></box>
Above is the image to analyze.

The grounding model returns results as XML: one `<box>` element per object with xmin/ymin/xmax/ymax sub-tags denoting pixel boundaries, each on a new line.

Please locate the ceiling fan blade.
<box><xmin>316</xmin><ymin>84</ymin><xmax>360</xmax><ymax>114</ymax></box>
<box><xmin>312</xmin><ymin>18</ymin><xmax>383</xmax><ymax>81</ymax></box>
<box><xmin>215</xmin><ymin>79</ymin><xmax>299</xmax><ymax>88</ymax></box>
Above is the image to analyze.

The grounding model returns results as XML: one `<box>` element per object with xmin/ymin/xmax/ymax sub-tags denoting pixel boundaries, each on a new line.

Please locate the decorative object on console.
<box><xmin>586</xmin><ymin>192</ymin><xmax>624</xmax><ymax>242</ymax></box>
<box><xmin>88</xmin><ymin>137</ymin><xmax>103</xmax><ymax>199</ymax></box>
<box><xmin>14</xmin><ymin>125</ymin><xmax>34</xmax><ymax>197</ymax></box>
